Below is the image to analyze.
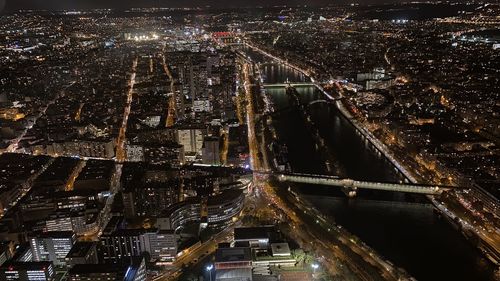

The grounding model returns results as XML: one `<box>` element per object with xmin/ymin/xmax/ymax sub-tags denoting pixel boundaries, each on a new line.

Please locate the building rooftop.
<box><xmin>65</xmin><ymin>241</ymin><xmax>95</xmax><ymax>259</ymax></box>
<box><xmin>68</xmin><ymin>264</ymin><xmax>124</xmax><ymax>274</ymax></box>
<box><xmin>0</xmin><ymin>261</ymin><xmax>53</xmax><ymax>271</ymax></box>
<box><xmin>207</xmin><ymin>189</ymin><xmax>243</xmax><ymax>206</ymax></box>
<box><xmin>270</xmin><ymin>243</ymin><xmax>291</xmax><ymax>257</ymax></box>
<box><xmin>215</xmin><ymin>268</ymin><xmax>252</xmax><ymax>281</ymax></box>
<box><xmin>33</xmin><ymin>231</ymin><xmax>75</xmax><ymax>239</ymax></box>
<box><xmin>215</xmin><ymin>247</ymin><xmax>252</xmax><ymax>263</ymax></box>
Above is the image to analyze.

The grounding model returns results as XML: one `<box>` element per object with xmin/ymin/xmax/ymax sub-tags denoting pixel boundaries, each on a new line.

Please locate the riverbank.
<box><xmin>242</xmin><ymin>41</ymin><xmax>499</xmax><ymax>270</ymax></box>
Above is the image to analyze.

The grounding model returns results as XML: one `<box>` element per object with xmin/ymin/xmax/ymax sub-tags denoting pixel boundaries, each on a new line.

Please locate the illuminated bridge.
<box><xmin>256</xmin><ymin>172</ymin><xmax>453</xmax><ymax>196</ymax></box>
<box><xmin>264</xmin><ymin>82</ymin><xmax>315</xmax><ymax>88</ymax></box>
<box><xmin>190</xmin><ymin>165</ymin><xmax>453</xmax><ymax>195</ymax></box>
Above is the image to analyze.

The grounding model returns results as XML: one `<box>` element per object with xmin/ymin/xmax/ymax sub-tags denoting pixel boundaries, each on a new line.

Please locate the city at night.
<box><xmin>0</xmin><ymin>1</ymin><xmax>498</xmax><ymax>280</ymax></box>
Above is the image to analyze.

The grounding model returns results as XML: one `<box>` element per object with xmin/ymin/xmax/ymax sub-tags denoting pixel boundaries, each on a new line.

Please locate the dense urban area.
<box><xmin>0</xmin><ymin>2</ymin><xmax>498</xmax><ymax>281</ymax></box>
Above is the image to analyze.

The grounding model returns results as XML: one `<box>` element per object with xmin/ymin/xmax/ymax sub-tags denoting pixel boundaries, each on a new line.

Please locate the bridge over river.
<box><xmin>254</xmin><ymin>171</ymin><xmax>455</xmax><ymax>196</ymax></box>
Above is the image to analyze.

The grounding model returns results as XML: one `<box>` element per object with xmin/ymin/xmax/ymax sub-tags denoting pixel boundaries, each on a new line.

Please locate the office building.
<box><xmin>161</xmin><ymin>199</ymin><xmax>202</xmax><ymax>230</ymax></box>
<box><xmin>100</xmin><ymin>228</ymin><xmax>178</xmax><ymax>263</ymax></box>
<box><xmin>30</xmin><ymin>231</ymin><xmax>76</xmax><ymax>266</ymax></box>
<box><xmin>207</xmin><ymin>190</ymin><xmax>244</xmax><ymax>225</ymax></box>
<box><xmin>142</xmin><ymin>230</ymin><xmax>178</xmax><ymax>262</ymax></box>
<box><xmin>160</xmin><ymin>189</ymin><xmax>244</xmax><ymax>230</ymax></box>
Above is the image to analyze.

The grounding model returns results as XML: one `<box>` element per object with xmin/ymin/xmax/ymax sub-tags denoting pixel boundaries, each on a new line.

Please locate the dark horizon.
<box><xmin>2</xmin><ymin>0</ymin><xmax>332</xmax><ymax>11</ymax></box>
<box><xmin>0</xmin><ymin>0</ymin><xmax>476</xmax><ymax>12</ymax></box>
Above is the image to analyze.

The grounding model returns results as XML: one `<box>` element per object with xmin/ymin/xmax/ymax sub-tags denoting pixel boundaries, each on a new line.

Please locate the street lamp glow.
<box><xmin>206</xmin><ymin>264</ymin><xmax>214</xmax><ymax>281</ymax></box>
<box><xmin>311</xmin><ymin>263</ymin><xmax>319</xmax><ymax>270</ymax></box>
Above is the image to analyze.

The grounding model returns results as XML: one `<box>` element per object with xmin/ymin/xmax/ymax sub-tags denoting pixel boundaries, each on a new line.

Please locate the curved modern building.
<box><xmin>160</xmin><ymin>189</ymin><xmax>244</xmax><ymax>230</ymax></box>
<box><xmin>166</xmin><ymin>198</ymin><xmax>202</xmax><ymax>230</ymax></box>
<box><xmin>207</xmin><ymin>189</ymin><xmax>244</xmax><ymax>224</ymax></box>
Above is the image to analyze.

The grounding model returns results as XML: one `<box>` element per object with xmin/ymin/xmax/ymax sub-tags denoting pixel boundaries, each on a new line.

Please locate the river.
<box><xmin>246</xmin><ymin>48</ymin><xmax>496</xmax><ymax>281</ymax></box>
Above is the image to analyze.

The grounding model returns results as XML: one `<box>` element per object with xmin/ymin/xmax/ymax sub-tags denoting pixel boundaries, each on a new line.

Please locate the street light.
<box><xmin>206</xmin><ymin>264</ymin><xmax>214</xmax><ymax>281</ymax></box>
<box><xmin>311</xmin><ymin>263</ymin><xmax>319</xmax><ymax>275</ymax></box>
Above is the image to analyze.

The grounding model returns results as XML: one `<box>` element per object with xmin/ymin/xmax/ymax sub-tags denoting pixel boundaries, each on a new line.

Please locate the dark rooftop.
<box><xmin>65</xmin><ymin>241</ymin><xmax>95</xmax><ymax>258</ymax></box>
<box><xmin>234</xmin><ymin>226</ymin><xmax>277</xmax><ymax>241</ymax></box>
<box><xmin>32</xmin><ymin>231</ymin><xmax>75</xmax><ymax>239</ymax></box>
<box><xmin>215</xmin><ymin>247</ymin><xmax>252</xmax><ymax>263</ymax></box>
<box><xmin>0</xmin><ymin>261</ymin><xmax>53</xmax><ymax>271</ymax></box>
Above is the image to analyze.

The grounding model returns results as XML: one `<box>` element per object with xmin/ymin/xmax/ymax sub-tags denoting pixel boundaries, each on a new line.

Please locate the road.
<box><xmin>65</xmin><ymin>160</ymin><xmax>86</xmax><ymax>191</ymax></box>
<box><xmin>161</xmin><ymin>53</ymin><xmax>176</xmax><ymax>128</ymax></box>
<box><xmin>115</xmin><ymin>57</ymin><xmax>138</xmax><ymax>162</ymax></box>
<box><xmin>240</xmin><ymin>53</ymin><xmax>414</xmax><ymax>281</ymax></box>
<box><xmin>245</xmin><ymin>38</ymin><xmax>500</xmax><ymax>266</ymax></box>
<box><xmin>153</xmin><ymin>220</ymin><xmax>242</xmax><ymax>281</ymax></box>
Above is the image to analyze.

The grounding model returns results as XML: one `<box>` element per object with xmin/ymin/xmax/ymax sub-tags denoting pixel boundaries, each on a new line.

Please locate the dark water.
<box><xmin>260</xmin><ymin>63</ymin><xmax>308</xmax><ymax>84</ymax></box>
<box><xmin>255</xmin><ymin>55</ymin><xmax>496</xmax><ymax>280</ymax></box>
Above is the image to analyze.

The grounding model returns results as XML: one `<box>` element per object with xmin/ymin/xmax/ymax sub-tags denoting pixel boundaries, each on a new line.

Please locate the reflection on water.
<box><xmin>306</xmin><ymin>195</ymin><xmax>494</xmax><ymax>281</ymax></box>
<box><xmin>258</xmin><ymin>61</ymin><xmax>495</xmax><ymax>280</ymax></box>
<box><xmin>261</xmin><ymin>63</ymin><xmax>308</xmax><ymax>84</ymax></box>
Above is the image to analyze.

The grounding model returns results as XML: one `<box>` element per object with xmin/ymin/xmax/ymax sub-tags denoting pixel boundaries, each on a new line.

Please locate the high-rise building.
<box><xmin>161</xmin><ymin>199</ymin><xmax>202</xmax><ymax>230</ymax></box>
<box><xmin>30</xmin><ymin>231</ymin><xmax>76</xmax><ymax>266</ymax></box>
<box><xmin>125</xmin><ymin>145</ymin><xmax>144</xmax><ymax>162</ymax></box>
<box><xmin>100</xmin><ymin>228</ymin><xmax>178</xmax><ymax>263</ymax></box>
<box><xmin>100</xmin><ymin>229</ymin><xmax>143</xmax><ymax>263</ymax></box>
<box><xmin>44</xmin><ymin>210</ymin><xmax>99</xmax><ymax>235</ymax></box>
<box><xmin>142</xmin><ymin>230</ymin><xmax>178</xmax><ymax>262</ymax></box>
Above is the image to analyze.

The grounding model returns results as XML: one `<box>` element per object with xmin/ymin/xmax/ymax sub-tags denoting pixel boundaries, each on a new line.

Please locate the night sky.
<box><xmin>1</xmin><ymin>0</ymin><xmax>399</xmax><ymax>12</ymax></box>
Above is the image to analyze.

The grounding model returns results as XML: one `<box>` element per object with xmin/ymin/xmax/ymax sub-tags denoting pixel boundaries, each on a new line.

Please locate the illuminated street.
<box><xmin>116</xmin><ymin>57</ymin><xmax>138</xmax><ymax>162</ymax></box>
<box><xmin>0</xmin><ymin>3</ymin><xmax>498</xmax><ymax>281</ymax></box>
